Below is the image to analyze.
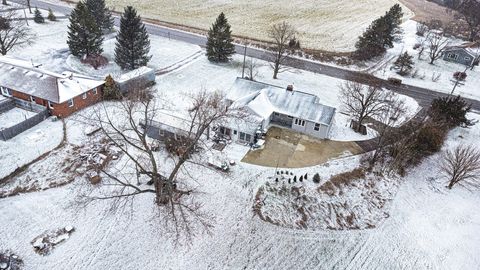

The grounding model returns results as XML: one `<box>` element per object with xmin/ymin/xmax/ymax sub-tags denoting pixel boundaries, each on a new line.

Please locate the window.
<box><xmin>68</xmin><ymin>99</ymin><xmax>74</xmax><ymax>107</ymax></box>
<box><xmin>314</xmin><ymin>123</ymin><xmax>320</xmax><ymax>131</ymax></box>
<box><xmin>287</xmin><ymin>116</ymin><xmax>293</xmax><ymax>119</ymax></box>
<box><xmin>82</xmin><ymin>93</ymin><xmax>87</xmax><ymax>99</ymax></box>
<box><xmin>239</xmin><ymin>132</ymin><xmax>251</xmax><ymax>142</ymax></box>
<box><xmin>48</xmin><ymin>101</ymin><xmax>54</xmax><ymax>109</ymax></box>
<box><xmin>447</xmin><ymin>53</ymin><xmax>458</xmax><ymax>60</ymax></box>
<box><xmin>233</xmin><ymin>130</ymin><xmax>237</xmax><ymax>135</ymax></box>
<box><xmin>30</xmin><ymin>96</ymin><xmax>35</xmax><ymax>103</ymax></box>
<box><xmin>159</xmin><ymin>129</ymin><xmax>165</xmax><ymax>136</ymax></box>
<box><xmin>93</xmin><ymin>87</ymin><xmax>98</xmax><ymax>95</ymax></box>
<box><xmin>294</xmin><ymin>119</ymin><xmax>305</xmax><ymax>126</ymax></box>
<box><xmin>274</xmin><ymin>112</ymin><xmax>280</xmax><ymax>116</ymax></box>
<box><xmin>465</xmin><ymin>57</ymin><xmax>471</xmax><ymax>61</ymax></box>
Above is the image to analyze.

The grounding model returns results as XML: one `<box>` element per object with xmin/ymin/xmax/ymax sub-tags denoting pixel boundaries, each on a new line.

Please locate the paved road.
<box><xmin>11</xmin><ymin>0</ymin><xmax>480</xmax><ymax>110</ymax></box>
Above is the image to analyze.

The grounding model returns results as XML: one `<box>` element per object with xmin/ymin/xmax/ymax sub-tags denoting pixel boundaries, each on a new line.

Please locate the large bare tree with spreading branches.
<box><xmin>79</xmin><ymin>88</ymin><xmax>247</xmax><ymax>240</ymax></box>
<box><xmin>0</xmin><ymin>10</ymin><xmax>35</xmax><ymax>55</ymax></box>
<box><xmin>441</xmin><ymin>144</ymin><xmax>480</xmax><ymax>189</ymax></box>
<box><xmin>268</xmin><ymin>21</ymin><xmax>296</xmax><ymax>79</ymax></box>
<box><xmin>426</xmin><ymin>30</ymin><xmax>450</xmax><ymax>64</ymax></box>
<box><xmin>339</xmin><ymin>81</ymin><xmax>394</xmax><ymax>133</ymax></box>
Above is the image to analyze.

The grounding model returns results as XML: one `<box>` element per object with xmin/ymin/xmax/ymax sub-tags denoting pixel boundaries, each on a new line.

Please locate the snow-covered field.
<box><xmin>371</xmin><ymin>20</ymin><xmax>480</xmax><ymax>100</ymax></box>
<box><xmin>99</xmin><ymin>0</ymin><xmax>412</xmax><ymax>52</ymax></box>
<box><xmin>0</xmin><ymin>107</ymin><xmax>36</xmax><ymax>130</ymax></box>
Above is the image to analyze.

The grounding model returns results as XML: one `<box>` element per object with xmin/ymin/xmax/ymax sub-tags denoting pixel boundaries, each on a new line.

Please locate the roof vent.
<box><xmin>286</xmin><ymin>85</ymin><xmax>294</xmax><ymax>91</ymax></box>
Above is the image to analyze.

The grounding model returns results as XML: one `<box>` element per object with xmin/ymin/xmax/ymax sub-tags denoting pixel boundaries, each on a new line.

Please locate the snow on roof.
<box><xmin>444</xmin><ymin>45</ymin><xmax>479</xmax><ymax>57</ymax></box>
<box><xmin>116</xmin><ymin>66</ymin><xmax>155</xmax><ymax>83</ymax></box>
<box><xmin>0</xmin><ymin>56</ymin><xmax>104</xmax><ymax>104</ymax></box>
<box><xmin>228</xmin><ymin>78</ymin><xmax>336</xmax><ymax>125</ymax></box>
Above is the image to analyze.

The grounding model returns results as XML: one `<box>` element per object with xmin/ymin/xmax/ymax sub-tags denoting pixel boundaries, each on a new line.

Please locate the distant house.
<box><xmin>140</xmin><ymin>112</ymin><xmax>210</xmax><ymax>141</ymax></box>
<box><xmin>442</xmin><ymin>43</ymin><xmax>479</xmax><ymax>67</ymax></box>
<box><xmin>0</xmin><ymin>56</ymin><xmax>105</xmax><ymax>117</ymax></box>
<box><xmin>221</xmin><ymin>78</ymin><xmax>336</xmax><ymax>144</ymax></box>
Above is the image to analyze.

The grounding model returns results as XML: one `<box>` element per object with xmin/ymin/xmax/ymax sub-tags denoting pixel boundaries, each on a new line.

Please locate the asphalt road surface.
<box><xmin>10</xmin><ymin>0</ymin><xmax>480</xmax><ymax>110</ymax></box>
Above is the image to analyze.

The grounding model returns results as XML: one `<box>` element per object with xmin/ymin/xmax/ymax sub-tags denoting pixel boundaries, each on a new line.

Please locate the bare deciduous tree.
<box><xmin>0</xmin><ymin>11</ymin><xmax>35</xmax><ymax>55</ymax></box>
<box><xmin>79</xmin><ymin>88</ymin><xmax>246</xmax><ymax>241</ymax></box>
<box><xmin>339</xmin><ymin>81</ymin><xmax>393</xmax><ymax>133</ymax></box>
<box><xmin>426</xmin><ymin>30</ymin><xmax>450</xmax><ymax>64</ymax></box>
<box><xmin>245</xmin><ymin>57</ymin><xmax>260</xmax><ymax>81</ymax></box>
<box><xmin>441</xmin><ymin>144</ymin><xmax>480</xmax><ymax>189</ymax></box>
<box><xmin>268</xmin><ymin>21</ymin><xmax>296</xmax><ymax>79</ymax></box>
<box><xmin>369</xmin><ymin>95</ymin><xmax>406</xmax><ymax>167</ymax></box>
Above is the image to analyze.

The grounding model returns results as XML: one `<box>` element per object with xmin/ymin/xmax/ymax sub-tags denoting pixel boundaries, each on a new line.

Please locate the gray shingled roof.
<box><xmin>0</xmin><ymin>56</ymin><xmax>104</xmax><ymax>103</ymax></box>
<box><xmin>228</xmin><ymin>78</ymin><xmax>336</xmax><ymax>125</ymax></box>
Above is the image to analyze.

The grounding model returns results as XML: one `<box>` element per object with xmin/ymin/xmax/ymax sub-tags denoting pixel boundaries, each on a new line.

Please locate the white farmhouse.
<box><xmin>219</xmin><ymin>78</ymin><xmax>336</xmax><ymax>144</ymax></box>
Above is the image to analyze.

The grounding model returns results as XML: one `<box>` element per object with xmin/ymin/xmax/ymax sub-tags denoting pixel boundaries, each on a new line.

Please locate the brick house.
<box><xmin>0</xmin><ymin>56</ymin><xmax>105</xmax><ymax>117</ymax></box>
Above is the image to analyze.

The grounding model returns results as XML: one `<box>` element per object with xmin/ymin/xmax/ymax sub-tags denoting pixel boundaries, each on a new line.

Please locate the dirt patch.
<box><xmin>31</xmin><ymin>226</ymin><xmax>75</xmax><ymax>256</ymax></box>
<box><xmin>242</xmin><ymin>126</ymin><xmax>363</xmax><ymax>168</ymax></box>
<box><xmin>398</xmin><ymin>0</ymin><xmax>454</xmax><ymax>24</ymax></box>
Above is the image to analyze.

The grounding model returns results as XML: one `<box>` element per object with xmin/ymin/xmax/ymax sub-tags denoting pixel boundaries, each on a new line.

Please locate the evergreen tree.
<box><xmin>47</xmin><ymin>8</ymin><xmax>56</xmax><ymax>21</ymax></box>
<box><xmin>67</xmin><ymin>2</ymin><xmax>104</xmax><ymax>57</ymax></box>
<box><xmin>394</xmin><ymin>51</ymin><xmax>414</xmax><ymax>75</ymax></box>
<box><xmin>103</xmin><ymin>74</ymin><xmax>122</xmax><ymax>100</ymax></box>
<box><xmin>114</xmin><ymin>6</ymin><xmax>151</xmax><ymax>70</ymax></box>
<box><xmin>206</xmin><ymin>12</ymin><xmax>235</xmax><ymax>62</ymax></box>
<box><xmin>33</xmin><ymin>7</ymin><xmax>44</xmax><ymax>24</ymax></box>
<box><xmin>86</xmin><ymin>0</ymin><xmax>114</xmax><ymax>32</ymax></box>
<box><xmin>429</xmin><ymin>96</ymin><xmax>473</xmax><ymax>128</ymax></box>
<box><xmin>354</xmin><ymin>4</ymin><xmax>403</xmax><ymax>61</ymax></box>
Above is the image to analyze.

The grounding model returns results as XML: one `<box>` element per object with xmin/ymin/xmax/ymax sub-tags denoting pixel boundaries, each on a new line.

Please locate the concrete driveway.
<box><xmin>241</xmin><ymin>126</ymin><xmax>363</xmax><ymax>168</ymax></box>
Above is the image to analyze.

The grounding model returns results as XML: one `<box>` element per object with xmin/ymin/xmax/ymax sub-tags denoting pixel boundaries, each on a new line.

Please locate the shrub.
<box><xmin>47</xmin><ymin>8</ymin><xmax>56</xmax><ymax>21</ymax></box>
<box><xmin>304</xmin><ymin>173</ymin><xmax>308</xmax><ymax>179</ymax></box>
<box><xmin>299</xmin><ymin>175</ymin><xmax>303</xmax><ymax>182</ymax></box>
<box><xmin>329</xmin><ymin>168</ymin><xmax>366</xmax><ymax>187</ymax></box>
<box><xmin>34</xmin><ymin>7</ymin><xmax>45</xmax><ymax>24</ymax></box>
<box><xmin>414</xmin><ymin>125</ymin><xmax>446</xmax><ymax>154</ymax></box>
<box><xmin>453</xmin><ymin>71</ymin><xmax>467</xmax><ymax>81</ymax></box>
<box><xmin>313</xmin><ymin>173</ymin><xmax>321</xmax><ymax>183</ymax></box>
<box><xmin>102</xmin><ymin>75</ymin><xmax>122</xmax><ymax>100</ymax></box>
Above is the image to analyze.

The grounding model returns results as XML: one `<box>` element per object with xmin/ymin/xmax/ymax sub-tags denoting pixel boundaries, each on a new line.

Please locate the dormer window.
<box><xmin>68</xmin><ymin>99</ymin><xmax>74</xmax><ymax>107</ymax></box>
<box><xmin>93</xmin><ymin>88</ymin><xmax>98</xmax><ymax>95</ymax></box>
<box><xmin>30</xmin><ymin>96</ymin><xmax>35</xmax><ymax>103</ymax></box>
<box><xmin>82</xmin><ymin>93</ymin><xmax>87</xmax><ymax>99</ymax></box>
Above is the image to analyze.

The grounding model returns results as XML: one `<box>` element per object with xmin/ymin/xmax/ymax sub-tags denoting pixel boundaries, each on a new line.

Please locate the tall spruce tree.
<box><xmin>114</xmin><ymin>6</ymin><xmax>151</xmax><ymax>70</ymax></box>
<box><xmin>354</xmin><ymin>4</ymin><xmax>403</xmax><ymax>61</ymax></box>
<box><xmin>86</xmin><ymin>0</ymin><xmax>114</xmax><ymax>32</ymax></box>
<box><xmin>67</xmin><ymin>1</ymin><xmax>104</xmax><ymax>57</ymax></box>
<box><xmin>206</xmin><ymin>12</ymin><xmax>235</xmax><ymax>62</ymax></box>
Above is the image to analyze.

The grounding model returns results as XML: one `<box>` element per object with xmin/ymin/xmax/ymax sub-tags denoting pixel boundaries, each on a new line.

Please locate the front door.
<box><xmin>0</xmin><ymin>86</ymin><xmax>12</xmax><ymax>97</ymax></box>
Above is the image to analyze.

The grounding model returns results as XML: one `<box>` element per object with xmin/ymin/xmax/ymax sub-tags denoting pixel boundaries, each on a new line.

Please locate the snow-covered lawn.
<box><xmin>0</xmin><ymin>118</ymin><xmax>63</xmax><ymax>179</ymax></box>
<box><xmin>10</xmin><ymin>8</ymin><xmax>201</xmax><ymax>79</ymax></box>
<box><xmin>372</xmin><ymin>20</ymin><xmax>480</xmax><ymax>100</ymax></box>
<box><xmin>0</xmin><ymin>107</ymin><xmax>37</xmax><ymax>130</ymax></box>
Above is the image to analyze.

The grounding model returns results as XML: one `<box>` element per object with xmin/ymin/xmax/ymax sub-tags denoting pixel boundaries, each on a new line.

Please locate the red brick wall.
<box><xmin>51</xmin><ymin>86</ymin><xmax>104</xmax><ymax>117</ymax></box>
<box><xmin>10</xmin><ymin>86</ymin><xmax>103</xmax><ymax>118</ymax></box>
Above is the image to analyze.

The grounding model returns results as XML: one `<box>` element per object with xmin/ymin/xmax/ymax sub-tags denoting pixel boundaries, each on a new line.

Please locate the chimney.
<box><xmin>286</xmin><ymin>84</ymin><xmax>294</xmax><ymax>91</ymax></box>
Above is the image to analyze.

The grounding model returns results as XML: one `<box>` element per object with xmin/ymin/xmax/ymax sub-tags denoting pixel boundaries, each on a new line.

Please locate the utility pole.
<box><xmin>23</xmin><ymin>8</ymin><xmax>29</xmax><ymax>26</ymax></box>
<box><xmin>241</xmin><ymin>43</ymin><xmax>247</xmax><ymax>78</ymax></box>
<box><xmin>450</xmin><ymin>64</ymin><xmax>469</xmax><ymax>96</ymax></box>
